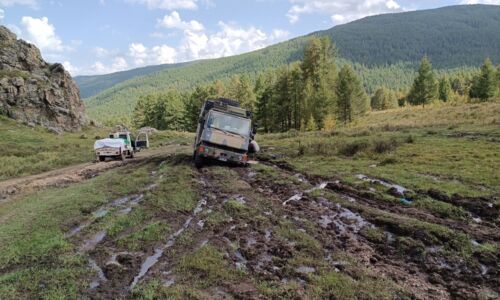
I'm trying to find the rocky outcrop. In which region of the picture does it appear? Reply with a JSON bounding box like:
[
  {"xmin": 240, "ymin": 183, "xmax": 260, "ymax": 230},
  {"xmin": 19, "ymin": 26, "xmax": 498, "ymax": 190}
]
[{"xmin": 0, "ymin": 26, "xmax": 87, "ymax": 131}]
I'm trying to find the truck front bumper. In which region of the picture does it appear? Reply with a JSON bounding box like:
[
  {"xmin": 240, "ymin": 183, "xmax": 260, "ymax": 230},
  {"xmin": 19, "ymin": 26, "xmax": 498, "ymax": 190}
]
[{"xmin": 197, "ymin": 144, "xmax": 247, "ymax": 163}]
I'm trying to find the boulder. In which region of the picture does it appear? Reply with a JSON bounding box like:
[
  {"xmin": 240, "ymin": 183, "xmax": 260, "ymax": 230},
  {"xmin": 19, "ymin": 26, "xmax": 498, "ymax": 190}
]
[{"xmin": 0, "ymin": 26, "xmax": 87, "ymax": 132}]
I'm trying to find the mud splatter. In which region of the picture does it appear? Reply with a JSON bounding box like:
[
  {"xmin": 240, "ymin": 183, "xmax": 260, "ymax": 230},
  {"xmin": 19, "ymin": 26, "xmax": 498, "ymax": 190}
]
[{"xmin": 356, "ymin": 174, "xmax": 407, "ymax": 195}]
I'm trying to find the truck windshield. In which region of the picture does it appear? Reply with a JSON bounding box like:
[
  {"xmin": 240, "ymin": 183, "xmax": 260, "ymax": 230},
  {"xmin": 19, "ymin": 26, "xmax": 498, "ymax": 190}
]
[{"xmin": 207, "ymin": 111, "xmax": 250, "ymax": 136}]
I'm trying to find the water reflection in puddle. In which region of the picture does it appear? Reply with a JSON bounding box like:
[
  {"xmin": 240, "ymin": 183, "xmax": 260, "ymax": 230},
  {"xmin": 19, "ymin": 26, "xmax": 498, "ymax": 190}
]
[
  {"xmin": 356, "ymin": 174, "xmax": 407, "ymax": 195},
  {"xmin": 89, "ymin": 258, "xmax": 107, "ymax": 289},
  {"xmin": 130, "ymin": 198, "xmax": 207, "ymax": 289},
  {"xmin": 80, "ymin": 231, "xmax": 107, "ymax": 252}
]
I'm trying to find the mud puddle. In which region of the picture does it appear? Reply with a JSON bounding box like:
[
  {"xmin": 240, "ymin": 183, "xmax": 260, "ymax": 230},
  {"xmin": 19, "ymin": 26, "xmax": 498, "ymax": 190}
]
[
  {"xmin": 356, "ymin": 174, "xmax": 407, "ymax": 195},
  {"xmin": 282, "ymin": 182, "xmax": 329, "ymax": 206},
  {"xmin": 130, "ymin": 197, "xmax": 207, "ymax": 289}
]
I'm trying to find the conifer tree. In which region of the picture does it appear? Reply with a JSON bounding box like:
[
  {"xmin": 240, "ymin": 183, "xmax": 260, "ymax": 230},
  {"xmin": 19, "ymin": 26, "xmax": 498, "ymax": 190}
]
[
  {"xmin": 184, "ymin": 86, "xmax": 211, "ymax": 131},
  {"xmin": 335, "ymin": 65, "xmax": 369, "ymax": 124},
  {"xmin": 306, "ymin": 116, "xmax": 317, "ymax": 131},
  {"xmin": 495, "ymin": 65, "xmax": 500, "ymax": 96},
  {"xmin": 407, "ymin": 57, "xmax": 437, "ymax": 107},
  {"xmin": 438, "ymin": 76, "xmax": 452, "ymax": 102},
  {"xmin": 371, "ymin": 87, "xmax": 398, "ymax": 110},
  {"xmin": 470, "ymin": 58, "xmax": 496, "ymax": 101}
]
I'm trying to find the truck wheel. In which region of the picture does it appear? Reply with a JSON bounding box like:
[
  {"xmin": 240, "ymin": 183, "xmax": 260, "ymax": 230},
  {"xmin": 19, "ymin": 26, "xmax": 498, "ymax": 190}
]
[
  {"xmin": 120, "ymin": 152, "xmax": 125, "ymax": 161},
  {"xmin": 99, "ymin": 156, "xmax": 105, "ymax": 162},
  {"xmin": 194, "ymin": 153, "xmax": 204, "ymax": 168},
  {"xmin": 129, "ymin": 151, "xmax": 135, "ymax": 158}
]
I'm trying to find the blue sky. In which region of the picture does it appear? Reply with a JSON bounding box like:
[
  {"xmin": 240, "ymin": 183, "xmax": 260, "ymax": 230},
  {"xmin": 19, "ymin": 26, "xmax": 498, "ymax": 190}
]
[{"xmin": 0, "ymin": 0, "xmax": 497, "ymax": 75}]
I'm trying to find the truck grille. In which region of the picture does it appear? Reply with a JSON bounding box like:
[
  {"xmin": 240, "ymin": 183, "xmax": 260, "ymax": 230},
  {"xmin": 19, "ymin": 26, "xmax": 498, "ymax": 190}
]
[{"xmin": 202, "ymin": 141, "xmax": 247, "ymax": 154}]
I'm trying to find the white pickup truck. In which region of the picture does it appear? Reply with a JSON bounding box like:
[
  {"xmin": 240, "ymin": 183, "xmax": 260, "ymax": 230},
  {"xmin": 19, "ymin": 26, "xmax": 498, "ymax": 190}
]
[{"xmin": 94, "ymin": 131, "xmax": 149, "ymax": 162}]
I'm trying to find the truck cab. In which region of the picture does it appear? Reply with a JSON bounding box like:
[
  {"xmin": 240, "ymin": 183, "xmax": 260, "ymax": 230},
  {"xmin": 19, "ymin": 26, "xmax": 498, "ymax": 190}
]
[{"xmin": 193, "ymin": 98, "xmax": 258, "ymax": 168}]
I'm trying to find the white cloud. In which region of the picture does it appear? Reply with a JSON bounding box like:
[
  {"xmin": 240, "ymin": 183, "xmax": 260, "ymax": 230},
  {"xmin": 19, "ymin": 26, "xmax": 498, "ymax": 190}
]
[
  {"xmin": 287, "ymin": 0, "xmax": 403, "ymax": 25},
  {"xmin": 129, "ymin": 42, "xmax": 148, "ymax": 65},
  {"xmin": 128, "ymin": 42, "xmax": 178, "ymax": 66},
  {"xmin": 112, "ymin": 56, "xmax": 128, "ymax": 70},
  {"xmin": 93, "ymin": 46, "xmax": 110, "ymax": 58},
  {"xmin": 89, "ymin": 61, "xmax": 107, "ymax": 74},
  {"xmin": 178, "ymin": 21, "xmax": 290, "ymax": 61},
  {"xmin": 0, "ymin": 0, "xmax": 37, "ymax": 8},
  {"xmin": 461, "ymin": 0, "xmax": 500, "ymax": 4},
  {"xmin": 0, "ymin": 8, "xmax": 4, "ymax": 20},
  {"xmin": 62, "ymin": 60, "xmax": 79, "ymax": 75},
  {"xmin": 157, "ymin": 11, "xmax": 204, "ymax": 31},
  {"xmin": 21, "ymin": 16, "xmax": 66, "ymax": 51},
  {"xmin": 127, "ymin": 0, "xmax": 198, "ymax": 10},
  {"xmin": 152, "ymin": 45, "xmax": 177, "ymax": 64},
  {"xmin": 85, "ymin": 56, "xmax": 129, "ymax": 75}
]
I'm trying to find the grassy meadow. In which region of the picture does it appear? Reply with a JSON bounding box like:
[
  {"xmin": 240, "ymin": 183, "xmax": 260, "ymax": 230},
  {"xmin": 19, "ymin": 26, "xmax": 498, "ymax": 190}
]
[{"xmin": 260, "ymin": 101, "xmax": 500, "ymax": 199}]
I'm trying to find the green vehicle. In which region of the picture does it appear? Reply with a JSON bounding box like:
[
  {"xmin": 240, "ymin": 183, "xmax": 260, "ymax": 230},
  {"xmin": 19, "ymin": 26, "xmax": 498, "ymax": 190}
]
[
  {"xmin": 94, "ymin": 131, "xmax": 149, "ymax": 162},
  {"xmin": 193, "ymin": 99, "xmax": 259, "ymax": 168}
]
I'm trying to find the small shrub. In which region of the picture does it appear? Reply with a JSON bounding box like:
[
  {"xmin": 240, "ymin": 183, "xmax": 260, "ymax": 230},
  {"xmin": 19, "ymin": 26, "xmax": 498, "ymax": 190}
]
[
  {"xmin": 372, "ymin": 138, "xmax": 399, "ymax": 154},
  {"xmin": 338, "ymin": 141, "xmax": 370, "ymax": 157},
  {"xmin": 380, "ymin": 157, "xmax": 398, "ymax": 165},
  {"xmin": 297, "ymin": 142, "xmax": 305, "ymax": 156},
  {"xmin": 405, "ymin": 135, "xmax": 415, "ymax": 143}
]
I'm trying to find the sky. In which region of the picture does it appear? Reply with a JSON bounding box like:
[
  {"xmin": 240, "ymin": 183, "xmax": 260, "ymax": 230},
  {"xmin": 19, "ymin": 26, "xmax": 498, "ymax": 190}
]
[{"xmin": 0, "ymin": 0, "xmax": 498, "ymax": 76}]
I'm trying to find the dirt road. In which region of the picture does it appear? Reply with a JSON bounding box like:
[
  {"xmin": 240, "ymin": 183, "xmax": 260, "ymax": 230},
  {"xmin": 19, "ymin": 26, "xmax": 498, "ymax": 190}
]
[{"xmin": 0, "ymin": 146, "xmax": 189, "ymax": 203}]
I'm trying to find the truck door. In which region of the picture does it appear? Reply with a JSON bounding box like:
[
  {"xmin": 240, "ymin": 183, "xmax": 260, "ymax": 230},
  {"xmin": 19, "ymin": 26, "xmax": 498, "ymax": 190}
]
[{"xmin": 135, "ymin": 132, "xmax": 149, "ymax": 149}]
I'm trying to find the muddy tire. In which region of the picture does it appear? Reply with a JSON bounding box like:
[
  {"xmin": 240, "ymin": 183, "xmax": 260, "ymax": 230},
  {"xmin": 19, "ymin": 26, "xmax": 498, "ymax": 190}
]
[
  {"xmin": 129, "ymin": 151, "xmax": 135, "ymax": 158},
  {"xmin": 99, "ymin": 156, "xmax": 105, "ymax": 162},
  {"xmin": 119, "ymin": 151, "xmax": 125, "ymax": 161},
  {"xmin": 194, "ymin": 153, "xmax": 204, "ymax": 169}
]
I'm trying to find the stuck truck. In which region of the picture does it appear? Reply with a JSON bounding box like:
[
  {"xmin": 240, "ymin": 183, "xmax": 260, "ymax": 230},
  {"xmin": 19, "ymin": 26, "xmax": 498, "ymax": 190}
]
[
  {"xmin": 193, "ymin": 98, "xmax": 259, "ymax": 168},
  {"xmin": 94, "ymin": 131, "xmax": 149, "ymax": 162}
]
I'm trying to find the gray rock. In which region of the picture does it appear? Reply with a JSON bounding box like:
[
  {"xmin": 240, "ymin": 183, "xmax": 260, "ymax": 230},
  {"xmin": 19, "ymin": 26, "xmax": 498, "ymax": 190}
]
[
  {"xmin": 0, "ymin": 26, "xmax": 87, "ymax": 131},
  {"xmin": 47, "ymin": 126, "xmax": 63, "ymax": 135}
]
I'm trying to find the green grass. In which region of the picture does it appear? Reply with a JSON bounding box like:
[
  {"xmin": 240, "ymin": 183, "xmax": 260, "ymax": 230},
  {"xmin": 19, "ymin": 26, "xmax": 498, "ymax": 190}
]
[
  {"xmin": 146, "ymin": 164, "xmax": 197, "ymax": 213},
  {"xmin": 276, "ymin": 220, "xmax": 322, "ymax": 257},
  {"xmin": 0, "ymin": 116, "xmax": 109, "ymax": 180},
  {"xmin": 116, "ymin": 221, "xmax": 171, "ymax": 251},
  {"xmin": 261, "ymin": 101, "xmax": 500, "ymax": 198},
  {"xmin": 0, "ymin": 164, "xmax": 154, "ymax": 299},
  {"xmin": 176, "ymin": 245, "xmax": 243, "ymax": 288}
]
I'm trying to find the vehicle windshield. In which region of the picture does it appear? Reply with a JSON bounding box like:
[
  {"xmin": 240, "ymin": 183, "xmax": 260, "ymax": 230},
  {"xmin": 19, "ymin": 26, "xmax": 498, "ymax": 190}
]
[{"xmin": 207, "ymin": 111, "xmax": 251, "ymax": 136}]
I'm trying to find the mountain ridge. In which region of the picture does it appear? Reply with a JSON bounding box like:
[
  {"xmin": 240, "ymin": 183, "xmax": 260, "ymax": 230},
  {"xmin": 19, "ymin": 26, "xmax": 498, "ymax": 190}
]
[{"xmin": 80, "ymin": 5, "xmax": 500, "ymax": 122}]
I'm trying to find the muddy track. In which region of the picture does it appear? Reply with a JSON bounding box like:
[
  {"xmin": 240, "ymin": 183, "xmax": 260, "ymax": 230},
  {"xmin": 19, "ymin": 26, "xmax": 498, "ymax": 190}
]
[
  {"xmin": 58, "ymin": 152, "xmax": 497, "ymax": 299},
  {"xmin": 0, "ymin": 146, "xmax": 189, "ymax": 204},
  {"xmin": 238, "ymin": 166, "xmax": 449, "ymax": 299},
  {"xmin": 257, "ymin": 159, "xmax": 499, "ymax": 299},
  {"xmin": 265, "ymin": 159, "xmax": 499, "ymax": 243}
]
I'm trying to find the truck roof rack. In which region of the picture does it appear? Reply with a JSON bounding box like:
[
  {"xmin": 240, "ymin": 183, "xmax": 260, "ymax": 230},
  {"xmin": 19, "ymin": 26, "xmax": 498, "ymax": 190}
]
[{"xmin": 203, "ymin": 98, "xmax": 252, "ymax": 118}]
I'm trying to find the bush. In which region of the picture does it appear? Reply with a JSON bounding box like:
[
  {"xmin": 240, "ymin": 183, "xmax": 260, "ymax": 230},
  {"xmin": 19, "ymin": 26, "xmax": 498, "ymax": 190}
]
[
  {"xmin": 372, "ymin": 138, "xmax": 399, "ymax": 154},
  {"xmin": 338, "ymin": 140, "xmax": 370, "ymax": 157},
  {"xmin": 405, "ymin": 135, "xmax": 415, "ymax": 143}
]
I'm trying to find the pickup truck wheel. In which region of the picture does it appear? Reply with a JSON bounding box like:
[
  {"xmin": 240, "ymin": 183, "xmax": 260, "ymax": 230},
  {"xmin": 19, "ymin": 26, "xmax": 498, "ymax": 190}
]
[
  {"xmin": 99, "ymin": 156, "xmax": 105, "ymax": 162},
  {"xmin": 120, "ymin": 151, "xmax": 125, "ymax": 161},
  {"xmin": 194, "ymin": 153, "xmax": 204, "ymax": 168},
  {"xmin": 129, "ymin": 151, "xmax": 135, "ymax": 158}
]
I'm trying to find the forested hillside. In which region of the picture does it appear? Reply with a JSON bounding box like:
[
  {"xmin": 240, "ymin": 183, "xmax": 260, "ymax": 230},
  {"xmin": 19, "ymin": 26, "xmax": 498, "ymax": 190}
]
[
  {"xmin": 82, "ymin": 5, "xmax": 500, "ymax": 123},
  {"xmin": 321, "ymin": 4, "xmax": 500, "ymax": 67},
  {"xmin": 75, "ymin": 62, "xmax": 193, "ymax": 98}
]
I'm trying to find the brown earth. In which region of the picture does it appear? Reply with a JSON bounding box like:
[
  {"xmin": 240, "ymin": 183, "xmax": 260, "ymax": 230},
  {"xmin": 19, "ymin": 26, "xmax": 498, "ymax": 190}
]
[
  {"xmin": 2, "ymin": 147, "xmax": 498, "ymax": 299},
  {"xmin": 0, "ymin": 145, "xmax": 189, "ymax": 204}
]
